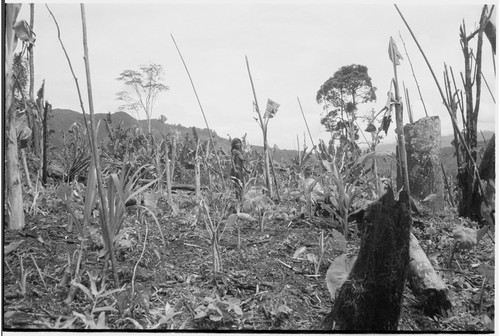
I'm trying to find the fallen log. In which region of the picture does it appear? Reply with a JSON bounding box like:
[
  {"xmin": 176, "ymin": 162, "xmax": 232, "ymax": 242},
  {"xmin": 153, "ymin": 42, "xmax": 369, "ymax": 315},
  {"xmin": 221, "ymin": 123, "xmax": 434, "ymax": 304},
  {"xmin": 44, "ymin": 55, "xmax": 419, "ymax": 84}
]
[
  {"xmin": 321, "ymin": 189, "xmax": 412, "ymax": 331},
  {"xmin": 137, "ymin": 180, "xmax": 206, "ymax": 192},
  {"xmin": 407, "ymin": 232, "xmax": 452, "ymax": 317}
]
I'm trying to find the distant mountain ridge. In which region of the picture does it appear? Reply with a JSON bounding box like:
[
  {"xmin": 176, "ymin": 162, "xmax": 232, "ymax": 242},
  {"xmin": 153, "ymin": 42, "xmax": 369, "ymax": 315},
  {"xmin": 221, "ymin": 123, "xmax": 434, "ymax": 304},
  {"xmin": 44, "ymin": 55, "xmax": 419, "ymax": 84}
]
[
  {"xmin": 375, "ymin": 131, "xmax": 494, "ymax": 154},
  {"xmin": 47, "ymin": 108, "xmax": 299, "ymax": 163},
  {"xmin": 48, "ymin": 108, "xmax": 493, "ymax": 176}
]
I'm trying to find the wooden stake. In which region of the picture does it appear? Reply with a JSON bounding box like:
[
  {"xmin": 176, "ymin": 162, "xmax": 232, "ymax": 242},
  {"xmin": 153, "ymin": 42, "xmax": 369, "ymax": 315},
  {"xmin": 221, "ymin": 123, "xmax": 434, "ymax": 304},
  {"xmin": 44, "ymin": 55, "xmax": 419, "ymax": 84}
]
[
  {"xmin": 80, "ymin": 4, "xmax": 118, "ymax": 287},
  {"xmin": 297, "ymin": 97, "xmax": 316, "ymax": 150},
  {"xmin": 171, "ymin": 34, "xmax": 226, "ymax": 188},
  {"xmin": 245, "ymin": 56, "xmax": 273, "ymax": 198},
  {"xmin": 399, "ymin": 32, "xmax": 428, "ymax": 117},
  {"xmin": 389, "ymin": 37, "xmax": 411, "ymax": 196}
]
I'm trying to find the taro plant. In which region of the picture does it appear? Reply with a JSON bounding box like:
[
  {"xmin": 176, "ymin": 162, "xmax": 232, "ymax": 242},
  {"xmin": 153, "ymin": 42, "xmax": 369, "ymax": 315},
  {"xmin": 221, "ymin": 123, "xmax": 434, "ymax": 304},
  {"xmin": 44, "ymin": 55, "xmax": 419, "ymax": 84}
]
[
  {"xmin": 241, "ymin": 184, "xmax": 273, "ymax": 232},
  {"xmin": 293, "ymin": 230, "xmax": 325, "ymax": 277},
  {"xmin": 194, "ymin": 293, "xmax": 243, "ymax": 326},
  {"xmin": 37, "ymin": 316, "xmax": 78, "ymax": 329},
  {"xmin": 124, "ymin": 301, "xmax": 181, "ymax": 329},
  {"xmin": 71, "ymin": 270, "xmax": 124, "ymax": 329}
]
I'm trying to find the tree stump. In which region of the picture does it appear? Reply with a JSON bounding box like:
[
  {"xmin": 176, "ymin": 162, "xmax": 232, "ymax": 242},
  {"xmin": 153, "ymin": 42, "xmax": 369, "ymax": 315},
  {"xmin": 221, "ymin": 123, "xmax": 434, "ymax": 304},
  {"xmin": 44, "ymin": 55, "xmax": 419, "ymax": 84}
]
[
  {"xmin": 402, "ymin": 116, "xmax": 445, "ymax": 213},
  {"xmin": 321, "ymin": 188, "xmax": 412, "ymax": 331}
]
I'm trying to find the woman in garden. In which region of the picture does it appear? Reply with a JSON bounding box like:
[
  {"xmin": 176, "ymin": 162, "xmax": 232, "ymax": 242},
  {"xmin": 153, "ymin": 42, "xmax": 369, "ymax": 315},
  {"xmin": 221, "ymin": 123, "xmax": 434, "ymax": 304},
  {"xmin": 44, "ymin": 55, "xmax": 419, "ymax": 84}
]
[{"xmin": 230, "ymin": 138, "xmax": 249, "ymax": 200}]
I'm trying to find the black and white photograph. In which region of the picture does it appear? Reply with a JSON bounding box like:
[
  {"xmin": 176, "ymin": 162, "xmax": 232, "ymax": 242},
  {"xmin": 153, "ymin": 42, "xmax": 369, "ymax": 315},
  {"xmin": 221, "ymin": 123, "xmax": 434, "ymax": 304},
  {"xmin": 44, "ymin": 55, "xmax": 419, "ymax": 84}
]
[{"xmin": 3, "ymin": 0, "xmax": 496, "ymax": 332}]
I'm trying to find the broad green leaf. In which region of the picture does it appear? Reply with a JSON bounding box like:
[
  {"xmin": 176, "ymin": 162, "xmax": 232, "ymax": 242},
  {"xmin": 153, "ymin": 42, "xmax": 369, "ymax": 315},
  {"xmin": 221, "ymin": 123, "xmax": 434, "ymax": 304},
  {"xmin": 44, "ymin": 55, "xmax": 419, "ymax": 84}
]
[
  {"xmin": 231, "ymin": 305, "xmax": 243, "ymax": 315},
  {"xmin": 73, "ymin": 311, "xmax": 97, "ymax": 329},
  {"xmin": 143, "ymin": 191, "xmax": 161, "ymax": 215},
  {"xmin": 131, "ymin": 205, "xmax": 164, "ymax": 244},
  {"xmin": 237, "ymin": 212, "xmax": 257, "ymax": 222},
  {"xmin": 96, "ymin": 312, "xmax": 108, "ymax": 329},
  {"xmin": 87, "ymin": 271, "xmax": 99, "ymax": 297},
  {"xmin": 4, "ymin": 240, "xmax": 24, "ymax": 255},
  {"xmin": 151, "ymin": 315, "xmax": 173, "ymax": 329},
  {"xmin": 194, "ymin": 306, "xmax": 207, "ymax": 319},
  {"xmin": 125, "ymin": 317, "xmax": 144, "ymax": 329},
  {"xmin": 61, "ymin": 316, "xmax": 78, "ymax": 329},
  {"xmin": 225, "ymin": 214, "xmax": 238, "ymax": 227},
  {"xmin": 477, "ymin": 264, "xmax": 495, "ymax": 284},
  {"xmin": 325, "ymin": 254, "xmax": 356, "ymax": 299},
  {"xmin": 293, "ymin": 246, "xmax": 307, "ymax": 259},
  {"xmin": 306, "ymin": 253, "xmax": 318, "ymax": 264},
  {"xmin": 71, "ymin": 280, "xmax": 93, "ymax": 300},
  {"xmin": 329, "ymin": 228, "xmax": 347, "ymax": 252},
  {"xmin": 170, "ymin": 202, "xmax": 180, "ymax": 216},
  {"xmin": 453, "ymin": 226, "xmax": 477, "ymax": 250},
  {"xmin": 93, "ymin": 306, "xmax": 117, "ymax": 313}
]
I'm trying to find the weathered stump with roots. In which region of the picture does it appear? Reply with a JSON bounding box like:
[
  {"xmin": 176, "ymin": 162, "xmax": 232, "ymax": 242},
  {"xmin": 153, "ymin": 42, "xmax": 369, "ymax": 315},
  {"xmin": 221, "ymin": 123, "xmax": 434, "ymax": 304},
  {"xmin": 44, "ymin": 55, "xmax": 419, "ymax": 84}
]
[{"xmin": 321, "ymin": 188, "xmax": 412, "ymax": 331}]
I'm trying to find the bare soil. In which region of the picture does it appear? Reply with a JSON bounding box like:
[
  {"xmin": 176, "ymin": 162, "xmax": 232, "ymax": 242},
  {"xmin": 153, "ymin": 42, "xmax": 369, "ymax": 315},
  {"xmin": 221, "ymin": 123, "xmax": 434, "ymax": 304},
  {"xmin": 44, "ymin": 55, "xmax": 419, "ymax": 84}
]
[{"xmin": 2, "ymin": 189, "xmax": 495, "ymax": 331}]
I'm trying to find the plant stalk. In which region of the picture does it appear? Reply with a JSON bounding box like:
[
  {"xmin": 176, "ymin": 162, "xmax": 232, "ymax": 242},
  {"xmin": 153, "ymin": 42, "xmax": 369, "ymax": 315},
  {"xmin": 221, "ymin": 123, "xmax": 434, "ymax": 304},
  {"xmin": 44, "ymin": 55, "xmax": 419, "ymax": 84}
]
[
  {"xmin": 170, "ymin": 34, "xmax": 226, "ymax": 188},
  {"xmin": 245, "ymin": 55, "xmax": 273, "ymax": 197},
  {"xmin": 80, "ymin": 4, "xmax": 118, "ymax": 286}
]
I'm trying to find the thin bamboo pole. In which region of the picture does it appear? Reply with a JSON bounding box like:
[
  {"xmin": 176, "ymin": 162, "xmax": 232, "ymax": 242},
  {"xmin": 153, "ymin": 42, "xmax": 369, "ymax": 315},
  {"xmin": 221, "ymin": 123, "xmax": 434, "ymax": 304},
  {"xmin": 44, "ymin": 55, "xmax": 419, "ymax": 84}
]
[
  {"xmin": 80, "ymin": 4, "xmax": 118, "ymax": 286},
  {"xmin": 297, "ymin": 97, "xmax": 316, "ymax": 150},
  {"xmin": 394, "ymin": 4, "xmax": 490, "ymax": 209},
  {"xmin": 170, "ymin": 34, "xmax": 226, "ymax": 188},
  {"xmin": 471, "ymin": 52, "xmax": 496, "ymax": 103},
  {"xmin": 403, "ymin": 82, "xmax": 414, "ymax": 123},
  {"xmin": 399, "ymin": 32, "xmax": 428, "ymax": 117},
  {"xmin": 389, "ymin": 37, "xmax": 411, "ymax": 195},
  {"xmin": 245, "ymin": 56, "xmax": 272, "ymax": 197}
]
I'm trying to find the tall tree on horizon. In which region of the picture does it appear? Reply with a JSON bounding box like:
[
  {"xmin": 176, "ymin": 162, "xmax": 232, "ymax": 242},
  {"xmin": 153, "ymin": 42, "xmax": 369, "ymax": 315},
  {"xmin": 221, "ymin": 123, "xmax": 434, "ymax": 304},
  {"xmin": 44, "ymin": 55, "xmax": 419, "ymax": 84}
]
[
  {"xmin": 116, "ymin": 63, "xmax": 169, "ymax": 134},
  {"xmin": 316, "ymin": 64, "xmax": 376, "ymax": 161}
]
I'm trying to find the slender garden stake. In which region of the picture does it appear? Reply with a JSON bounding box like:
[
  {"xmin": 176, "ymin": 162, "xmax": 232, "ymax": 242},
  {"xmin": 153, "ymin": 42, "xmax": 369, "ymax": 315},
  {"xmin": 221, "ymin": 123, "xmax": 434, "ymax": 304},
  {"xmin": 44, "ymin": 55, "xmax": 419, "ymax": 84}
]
[
  {"xmin": 46, "ymin": 4, "xmax": 119, "ymax": 285},
  {"xmin": 163, "ymin": 137, "xmax": 173, "ymax": 206},
  {"xmin": 398, "ymin": 32, "xmax": 428, "ymax": 117},
  {"xmin": 297, "ymin": 97, "xmax": 316, "ymax": 151},
  {"xmin": 170, "ymin": 34, "xmax": 226, "ymax": 188},
  {"xmin": 388, "ymin": 36, "xmax": 411, "ymax": 196},
  {"xmin": 80, "ymin": 4, "xmax": 119, "ymax": 286},
  {"xmin": 471, "ymin": 52, "xmax": 496, "ymax": 103},
  {"xmin": 403, "ymin": 82, "xmax": 413, "ymax": 123},
  {"xmin": 245, "ymin": 55, "xmax": 274, "ymax": 198},
  {"xmin": 195, "ymin": 139, "xmax": 201, "ymax": 199}
]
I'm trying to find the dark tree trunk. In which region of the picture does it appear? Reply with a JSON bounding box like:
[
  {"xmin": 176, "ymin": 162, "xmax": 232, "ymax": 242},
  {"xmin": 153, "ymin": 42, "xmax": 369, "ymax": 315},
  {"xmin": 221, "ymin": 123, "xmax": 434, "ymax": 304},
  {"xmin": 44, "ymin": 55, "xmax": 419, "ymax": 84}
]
[
  {"xmin": 42, "ymin": 102, "xmax": 51, "ymax": 185},
  {"xmin": 321, "ymin": 189, "xmax": 412, "ymax": 331},
  {"xmin": 457, "ymin": 6, "xmax": 488, "ymax": 221}
]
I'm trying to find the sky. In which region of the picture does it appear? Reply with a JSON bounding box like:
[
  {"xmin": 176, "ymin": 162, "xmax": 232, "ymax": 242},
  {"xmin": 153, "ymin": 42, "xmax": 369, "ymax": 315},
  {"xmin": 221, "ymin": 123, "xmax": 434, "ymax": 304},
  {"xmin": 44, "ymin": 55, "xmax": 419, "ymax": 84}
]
[{"xmin": 11, "ymin": 0, "xmax": 497, "ymax": 151}]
